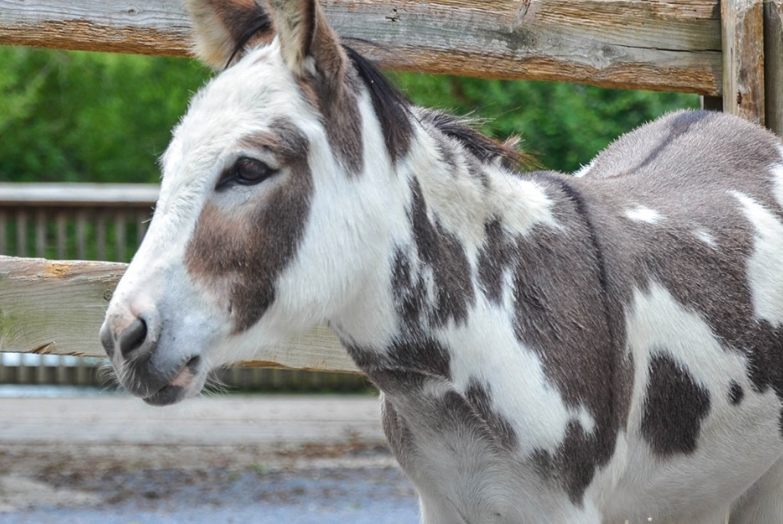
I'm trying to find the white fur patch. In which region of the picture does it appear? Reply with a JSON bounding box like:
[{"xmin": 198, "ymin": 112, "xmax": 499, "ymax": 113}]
[
  {"xmin": 732, "ymin": 191, "xmax": 783, "ymax": 327},
  {"xmin": 443, "ymin": 300, "xmax": 595, "ymax": 456},
  {"xmin": 772, "ymin": 147, "xmax": 783, "ymax": 210},
  {"xmin": 624, "ymin": 205, "xmax": 664, "ymax": 224},
  {"xmin": 693, "ymin": 229, "xmax": 717, "ymax": 248},
  {"xmin": 624, "ymin": 282, "xmax": 749, "ymax": 423},
  {"xmin": 492, "ymin": 176, "xmax": 562, "ymax": 235},
  {"xmin": 573, "ymin": 159, "xmax": 596, "ymax": 178}
]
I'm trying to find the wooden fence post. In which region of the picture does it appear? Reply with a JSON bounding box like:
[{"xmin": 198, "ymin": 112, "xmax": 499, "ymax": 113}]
[
  {"xmin": 765, "ymin": 0, "xmax": 783, "ymax": 135},
  {"xmin": 721, "ymin": 0, "xmax": 766, "ymax": 125}
]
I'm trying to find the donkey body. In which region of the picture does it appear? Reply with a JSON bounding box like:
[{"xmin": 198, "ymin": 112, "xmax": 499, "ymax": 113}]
[{"xmin": 100, "ymin": 1, "xmax": 783, "ymax": 522}]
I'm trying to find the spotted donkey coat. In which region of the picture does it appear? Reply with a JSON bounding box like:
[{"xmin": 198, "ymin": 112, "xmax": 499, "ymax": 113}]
[{"xmin": 99, "ymin": 0, "xmax": 783, "ymax": 522}]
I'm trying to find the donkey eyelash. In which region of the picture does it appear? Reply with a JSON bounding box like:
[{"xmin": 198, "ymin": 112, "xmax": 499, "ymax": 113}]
[{"xmin": 216, "ymin": 156, "xmax": 277, "ymax": 191}]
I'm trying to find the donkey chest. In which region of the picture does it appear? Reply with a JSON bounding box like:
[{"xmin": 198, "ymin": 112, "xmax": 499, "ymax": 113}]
[{"xmin": 379, "ymin": 383, "xmax": 593, "ymax": 523}]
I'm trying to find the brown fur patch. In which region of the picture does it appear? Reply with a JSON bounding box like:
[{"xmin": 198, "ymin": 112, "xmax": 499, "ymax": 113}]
[
  {"xmin": 465, "ymin": 379, "xmax": 518, "ymax": 449},
  {"xmin": 491, "ymin": 172, "xmax": 631, "ymax": 503},
  {"xmin": 641, "ymin": 353, "xmax": 711, "ymax": 455},
  {"xmin": 407, "ymin": 178, "xmax": 476, "ymax": 327}
]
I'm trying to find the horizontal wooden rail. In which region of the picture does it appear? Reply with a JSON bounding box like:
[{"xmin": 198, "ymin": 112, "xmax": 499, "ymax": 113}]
[
  {"xmin": 0, "ymin": 256, "xmax": 358, "ymax": 374},
  {"xmin": 0, "ymin": 183, "xmax": 159, "ymax": 207},
  {"xmin": 0, "ymin": 184, "xmax": 161, "ymax": 261},
  {"xmin": 0, "ymin": 0, "xmax": 723, "ymax": 95}
]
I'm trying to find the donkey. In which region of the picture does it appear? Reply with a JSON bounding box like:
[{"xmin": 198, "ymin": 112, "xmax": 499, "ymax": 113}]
[{"xmin": 100, "ymin": 0, "xmax": 783, "ymax": 522}]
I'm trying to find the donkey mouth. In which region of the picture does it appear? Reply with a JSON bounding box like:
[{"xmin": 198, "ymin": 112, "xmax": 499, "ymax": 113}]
[
  {"xmin": 143, "ymin": 384, "xmax": 187, "ymax": 406},
  {"xmin": 139, "ymin": 356, "xmax": 202, "ymax": 406}
]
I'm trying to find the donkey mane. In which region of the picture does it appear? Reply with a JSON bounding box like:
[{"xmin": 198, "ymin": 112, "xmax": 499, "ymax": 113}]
[{"xmin": 345, "ymin": 47, "xmax": 527, "ymax": 171}]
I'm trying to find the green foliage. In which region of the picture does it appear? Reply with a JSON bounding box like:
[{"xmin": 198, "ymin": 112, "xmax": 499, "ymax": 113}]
[
  {"xmin": 0, "ymin": 47, "xmax": 699, "ymax": 182},
  {"xmin": 0, "ymin": 47, "xmax": 211, "ymax": 183}
]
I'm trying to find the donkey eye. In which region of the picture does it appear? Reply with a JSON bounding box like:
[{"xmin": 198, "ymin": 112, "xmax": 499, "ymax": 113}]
[{"xmin": 217, "ymin": 157, "xmax": 275, "ymax": 190}]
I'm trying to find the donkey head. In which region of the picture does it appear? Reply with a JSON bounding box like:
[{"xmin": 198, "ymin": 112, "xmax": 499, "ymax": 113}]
[{"xmin": 100, "ymin": 0, "xmax": 409, "ymax": 405}]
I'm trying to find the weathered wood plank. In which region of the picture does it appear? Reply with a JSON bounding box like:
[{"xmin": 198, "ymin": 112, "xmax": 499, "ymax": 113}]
[
  {"xmin": 0, "ymin": 183, "xmax": 159, "ymax": 207},
  {"xmin": 0, "ymin": 257, "xmax": 358, "ymax": 374},
  {"xmin": 722, "ymin": 0, "xmax": 766, "ymax": 125},
  {"xmin": 0, "ymin": 0, "xmax": 723, "ymax": 95},
  {"xmin": 765, "ymin": 0, "xmax": 783, "ymax": 135}
]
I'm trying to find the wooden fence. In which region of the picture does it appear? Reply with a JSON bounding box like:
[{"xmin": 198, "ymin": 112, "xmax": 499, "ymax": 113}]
[
  {"xmin": 0, "ymin": 0, "xmax": 782, "ymax": 382},
  {"xmin": 0, "ymin": 183, "xmax": 157, "ymax": 261}
]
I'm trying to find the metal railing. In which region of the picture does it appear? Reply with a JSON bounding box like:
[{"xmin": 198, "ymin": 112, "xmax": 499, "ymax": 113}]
[{"xmin": 0, "ymin": 183, "xmax": 370, "ymax": 392}]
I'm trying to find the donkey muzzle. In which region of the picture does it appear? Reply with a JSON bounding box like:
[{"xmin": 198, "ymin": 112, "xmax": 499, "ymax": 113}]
[{"xmin": 100, "ymin": 309, "xmax": 200, "ymax": 405}]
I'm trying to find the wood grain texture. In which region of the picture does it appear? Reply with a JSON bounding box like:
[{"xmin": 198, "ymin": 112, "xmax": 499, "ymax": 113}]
[
  {"xmin": 765, "ymin": 0, "xmax": 783, "ymax": 135},
  {"xmin": 722, "ymin": 0, "xmax": 766, "ymax": 125},
  {"xmin": 0, "ymin": 257, "xmax": 358, "ymax": 373},
  {"xmin": 0, "ymin": 0, "xmax": 722, "ymax": 94}
]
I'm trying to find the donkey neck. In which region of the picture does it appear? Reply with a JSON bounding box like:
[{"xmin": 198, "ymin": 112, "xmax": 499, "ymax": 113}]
[{"xmin": 330, "ymin": 111, "xmax": 575, "ymax": 379}]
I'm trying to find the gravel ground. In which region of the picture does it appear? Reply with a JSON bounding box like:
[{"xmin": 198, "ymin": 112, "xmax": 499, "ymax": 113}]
[
  {"xmin": 0, "ymin": 442, "xmax": 419, "ymax": 523},
  {"xmin": 0, "ymin": 393, "xmax": 420, "ymax": 523}
]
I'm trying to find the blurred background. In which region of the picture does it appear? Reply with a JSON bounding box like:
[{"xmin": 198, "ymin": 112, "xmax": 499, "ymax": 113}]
[{"xmin": 0, "ymin": 46, "xmax": 698, "ymax": 523}]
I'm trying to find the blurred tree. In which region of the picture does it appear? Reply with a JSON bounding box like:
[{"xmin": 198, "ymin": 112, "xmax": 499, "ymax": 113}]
[
  {"xmin": 0, "ymin": 47, "xmax": 699, "ymax": 182},
  {"xmin": 0, "ymin": 47, "xmax": 211, "ymax": 183}
]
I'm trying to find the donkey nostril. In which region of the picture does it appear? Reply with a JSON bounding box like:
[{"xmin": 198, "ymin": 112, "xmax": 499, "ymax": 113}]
[{"xmin": 119, "ymin": 318, "xmax": 148, "ymax": 359}]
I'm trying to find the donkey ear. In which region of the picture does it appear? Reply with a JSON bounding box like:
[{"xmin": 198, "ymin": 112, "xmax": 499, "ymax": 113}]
[
  {"xmin": 183, "ymin": 0, "xmax": 274, "ymax": 69},
  {"xmin": 265, "ymin": 0, "xmax": 346, "ymax": 81}
]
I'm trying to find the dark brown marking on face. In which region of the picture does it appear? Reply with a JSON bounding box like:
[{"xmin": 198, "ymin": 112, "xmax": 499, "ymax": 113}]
[
  {"xmin": 641, "ymin": 353, "xmax": 711, "ymax": 456},
  {"xmin": 465, "ymin": 379, "xmax": 518, "ymax": 449},
  {"xmin": 185, "ymin": 119, "xmax": 312, "ymax": 333},
  {"xmin": 729, "ymin": 381, "xmax": 744, "ymax": 405}
]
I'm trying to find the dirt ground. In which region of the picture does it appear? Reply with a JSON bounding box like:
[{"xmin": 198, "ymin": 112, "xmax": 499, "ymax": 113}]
[
  {"xmin": 0, "ymin": 393, "xmax": 416, "ymax": 519},
  {"xmin": 0, "ymin": 441, "xmax": 405, "ymax": 512}
]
